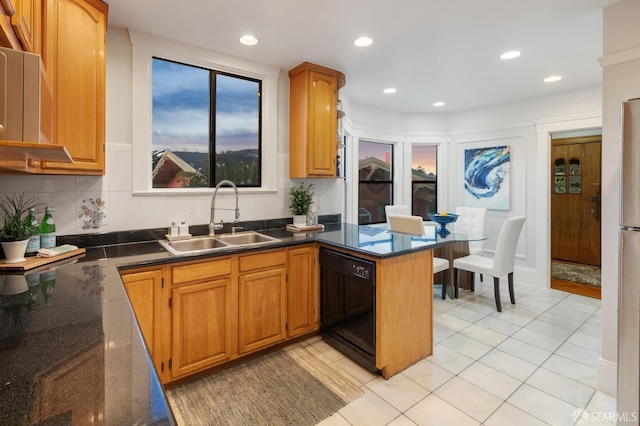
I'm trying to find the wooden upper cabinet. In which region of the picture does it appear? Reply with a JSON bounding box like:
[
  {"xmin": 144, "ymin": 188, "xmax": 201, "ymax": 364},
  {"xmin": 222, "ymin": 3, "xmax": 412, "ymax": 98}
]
[
  {"xmin": 0, "ymin": 0, "xmax": 22, "ymax": 49},
  {"xmin": 41, "ymin": 0, "xmax": 107, "ymax": 175},
  {"xmin": 289, "ymin": 62, "xmax": 345, "ymax": 178},
  {"xmin": 11, "ymin": 0, "xmax": 40, "ymax": 53}
]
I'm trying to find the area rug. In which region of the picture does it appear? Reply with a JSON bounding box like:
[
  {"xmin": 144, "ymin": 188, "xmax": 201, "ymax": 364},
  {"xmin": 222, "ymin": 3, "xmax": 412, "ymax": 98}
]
[
  {"xmin": 551, "ymin": 260, "xmax": 601, "ymax": 287},
  {"xmin": 165, "ymin": 343, "xmax": 363, "ymax": 426}
]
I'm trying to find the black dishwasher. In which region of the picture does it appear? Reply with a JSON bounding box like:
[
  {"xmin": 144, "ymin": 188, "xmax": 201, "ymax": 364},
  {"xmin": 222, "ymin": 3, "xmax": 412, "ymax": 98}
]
[{"xmin": 320, "ymin": 247, "xmax": 377, "ymax": 372}]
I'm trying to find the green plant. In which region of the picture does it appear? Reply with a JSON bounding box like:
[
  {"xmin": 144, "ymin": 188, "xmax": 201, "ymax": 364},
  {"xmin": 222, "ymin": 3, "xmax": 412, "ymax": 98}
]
[
  {"xmin": 0, "ymin": 194, "xmax": 40, "ymax": 242},
  {"xmin": 289, "ymin": 182, "xmax": 314, "ymax": 215}
]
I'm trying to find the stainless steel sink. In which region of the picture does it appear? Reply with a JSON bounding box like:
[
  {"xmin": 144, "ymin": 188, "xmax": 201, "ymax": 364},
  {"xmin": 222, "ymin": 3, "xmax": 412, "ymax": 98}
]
[
  {"xmin": 159, "ymin": 231, "xmax": 280, "ymax": 256},
  {"xmin": 169, "ymin": 237, "xmax": 230, "ymax": 252},
  {"xmin": 216, "ymin": 231, "xmax": 280, "ymax": 246}
]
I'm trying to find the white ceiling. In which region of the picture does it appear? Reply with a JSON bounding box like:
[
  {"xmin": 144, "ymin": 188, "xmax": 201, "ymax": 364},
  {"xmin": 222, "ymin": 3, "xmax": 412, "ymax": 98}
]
[{"xmin": 105, "ymin": 0, "xmax": 609, "ymax": 114}]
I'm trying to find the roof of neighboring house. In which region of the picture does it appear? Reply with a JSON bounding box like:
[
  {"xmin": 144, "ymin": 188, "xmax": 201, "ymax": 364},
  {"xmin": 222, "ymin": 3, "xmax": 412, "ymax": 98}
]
[
  {"xmin": 358, "ymin": 157, "xmax": 436, "ymax": 181},
  {"xmin": 152, "ymin": 150, "xmax": 200, "ymax": 188}
]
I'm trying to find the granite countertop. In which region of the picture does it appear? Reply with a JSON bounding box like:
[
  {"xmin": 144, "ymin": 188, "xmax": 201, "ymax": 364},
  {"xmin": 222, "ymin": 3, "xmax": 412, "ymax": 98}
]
[{"xmin": 0, "ymin": 222, "xmax": 451, "ymax": 425}]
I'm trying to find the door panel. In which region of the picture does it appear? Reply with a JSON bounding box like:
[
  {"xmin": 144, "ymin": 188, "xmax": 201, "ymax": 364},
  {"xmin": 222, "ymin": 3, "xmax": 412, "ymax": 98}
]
[{"xmin": 550, "ymin": 138, "xmax": 601, "ymax": 266}]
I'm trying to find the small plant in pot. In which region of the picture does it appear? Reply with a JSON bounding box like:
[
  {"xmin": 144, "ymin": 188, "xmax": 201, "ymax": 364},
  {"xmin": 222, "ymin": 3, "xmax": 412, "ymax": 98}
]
[
  {"xmin": 0, "ymin": 194, "xmax": 40, "ymax": 263},
  {"xmin": 289, "ymin": 182, "xmax": 314, "ymax": 227}
]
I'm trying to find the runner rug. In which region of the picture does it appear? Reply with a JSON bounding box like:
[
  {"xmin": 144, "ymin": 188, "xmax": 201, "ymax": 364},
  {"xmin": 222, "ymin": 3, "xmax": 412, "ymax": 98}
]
[
  {"xmin": 551, "ymin": 260, "xmax": 601, "ymax": 287},
  {"xmin": 165, "ymin": 343, "xmax": 363, "ymax": 426}
]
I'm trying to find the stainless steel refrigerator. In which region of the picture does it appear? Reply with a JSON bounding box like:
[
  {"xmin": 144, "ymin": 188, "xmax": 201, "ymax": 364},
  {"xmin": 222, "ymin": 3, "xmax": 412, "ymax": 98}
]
[{"xmin": 619, "ymin": 98, "xmax": 640, "ymax": 423}]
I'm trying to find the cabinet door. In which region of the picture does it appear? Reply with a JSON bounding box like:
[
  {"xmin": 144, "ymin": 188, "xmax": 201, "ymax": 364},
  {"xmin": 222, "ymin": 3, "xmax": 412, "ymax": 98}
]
[
  {"xmin": 287, "ymin": 246, "xmax": 318, "ymax": 337},
  {"xmin": 306, "ymin": 70, "xmax": 338, "ymax": 176},
  {"xmin": 238, "ymin": 267, "xmax": 287, "ymax": 354},
  {"xmin": 11, "ymin": 0, "xmax": 39, "ymax": 52},
  {"xmin": 41, "ymin": 0, "xmax": 107, "ymax": 174},
  {"xmin": 0, "ymin": 0, "xmax": 22, "ymax": 49},
  {"xmin": 171, "ymin": 277, "xmax": 236, "ymax": 379},
  {"xmin": 121, "ymin": 268, "xmax": 165, "ymax": 377}
]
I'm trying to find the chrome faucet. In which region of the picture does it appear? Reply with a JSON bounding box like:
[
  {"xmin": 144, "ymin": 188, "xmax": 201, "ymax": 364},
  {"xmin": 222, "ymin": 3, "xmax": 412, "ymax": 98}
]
[{"xmin": 209, "ymin": 180, "xmax": 240, "ymax": 236}]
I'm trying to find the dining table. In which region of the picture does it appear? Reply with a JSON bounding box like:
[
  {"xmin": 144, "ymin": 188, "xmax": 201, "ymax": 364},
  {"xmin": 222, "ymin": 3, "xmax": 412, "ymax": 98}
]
[{"xmin": 380, "ymin": 220, "xmax": 488, "ymax": 299}]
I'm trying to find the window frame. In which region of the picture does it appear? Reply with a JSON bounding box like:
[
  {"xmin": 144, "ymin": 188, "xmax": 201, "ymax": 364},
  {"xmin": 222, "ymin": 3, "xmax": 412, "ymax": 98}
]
[
  {"xmin": 410, "ymin": 144, "xmax": 438, "ymax": 219},
  {"xmin": 357, "ymin": 139, "xmax": 394, "ymax": 225},
  {"xmin": 130, "ymin": 30, "xmax": 279, "ymax": 195}
]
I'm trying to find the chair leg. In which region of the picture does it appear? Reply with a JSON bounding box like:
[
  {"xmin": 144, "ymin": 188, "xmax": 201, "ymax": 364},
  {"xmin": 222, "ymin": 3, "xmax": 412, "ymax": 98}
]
[
  {"xmin": 508, "ymin": 272, "xmax": 516, "ymax": 305},
  {"xmin": 471, "ymin": 272, "xmax": 475, "ymax": 291},
  {"xmin": 480, "ymin": 273, "xmax": 483, "ymax": 282},
  {"xmin": 453, "ymin": 269, "xmax": 459, "ymax": 299},
  {"xmin": 441, "ymin": 270, "xmax": 447, "ymax": 299},
  {"xmin": 493, "ymin": 277, "xmax": 502, "ymax": 312}
]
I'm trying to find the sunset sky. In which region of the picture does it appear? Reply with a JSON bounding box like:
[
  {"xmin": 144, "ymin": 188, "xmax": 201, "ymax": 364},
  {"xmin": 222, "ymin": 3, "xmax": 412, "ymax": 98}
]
[{"xmin": 359, "ymin": 141, "xmax": 438, "ymax": 175}]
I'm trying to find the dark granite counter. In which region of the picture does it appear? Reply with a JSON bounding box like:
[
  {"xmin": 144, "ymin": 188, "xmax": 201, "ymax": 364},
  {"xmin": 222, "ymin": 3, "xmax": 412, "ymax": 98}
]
[
  {"xmin": 0, "ymin": 221, "xmax": 452, "ymax": 425},
  {"xmin": 315, "ymin": 223, "xmax": 456, "ymax": 258}
]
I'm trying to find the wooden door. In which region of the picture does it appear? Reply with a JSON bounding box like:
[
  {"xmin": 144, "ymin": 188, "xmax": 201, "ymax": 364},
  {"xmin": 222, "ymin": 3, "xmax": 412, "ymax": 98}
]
[{"xmin": 550, "ymin": 137, "xmax": 601, "ymax": 266}]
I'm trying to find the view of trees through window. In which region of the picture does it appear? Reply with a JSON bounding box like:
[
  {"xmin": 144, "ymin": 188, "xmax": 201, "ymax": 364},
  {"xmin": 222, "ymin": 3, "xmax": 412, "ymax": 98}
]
[
  {"xmin": 412, "ymin": 145, "xmax": 438, "ymax": 218},
  {"xmin": 358, "ymin": 140, "xmax": 393, "ymax": 224},
  {"xmin": 151, "ymin": 58, "xmax": 261, "ymax": 189}
]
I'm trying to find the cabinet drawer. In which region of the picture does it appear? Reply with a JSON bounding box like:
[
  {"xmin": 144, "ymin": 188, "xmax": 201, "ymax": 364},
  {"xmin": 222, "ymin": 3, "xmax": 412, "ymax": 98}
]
[
  {"xmin": 172, "ymin": 258, "xmax": 232, "ymax": 284},
  {"xmin": 239, "ymin": 250, "xmax": 286, "ymax": 272}
]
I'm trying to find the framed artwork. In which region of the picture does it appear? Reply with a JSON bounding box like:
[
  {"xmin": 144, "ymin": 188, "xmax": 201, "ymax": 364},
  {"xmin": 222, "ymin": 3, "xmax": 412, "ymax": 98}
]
[{"xmin": 464, "ymin": 146, "xmax": 510, "ymax": 210}]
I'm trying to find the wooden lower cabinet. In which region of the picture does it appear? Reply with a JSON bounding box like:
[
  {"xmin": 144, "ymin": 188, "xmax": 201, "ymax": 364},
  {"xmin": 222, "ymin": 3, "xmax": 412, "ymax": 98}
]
[
  {"xmin": 238, "ymin": 249, "xmax": 287, "ymax": 354},
  {"xmin": 171, "ymin": 277, "xmax": 237, "ymax": 379},
  {"xmin": 238, "ymin": 267, "xmax": 287, "ymax": 354},
  {"xmin": 287, "ymin": 245, "xmax": 319, "ymax": 337},
  {"xmin": 120, "ymin": 243, "xmax": 319, "ymax": 384},
  {"xmin": 121, "ymin": 267, "xmax": 166, "ymax": 379}
]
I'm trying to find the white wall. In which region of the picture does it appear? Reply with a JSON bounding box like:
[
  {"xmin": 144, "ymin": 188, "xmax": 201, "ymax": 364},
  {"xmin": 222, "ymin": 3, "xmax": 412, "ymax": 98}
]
[{"xmin": 597, "ymin": 0, "xmax": 640, "ymax": 398}]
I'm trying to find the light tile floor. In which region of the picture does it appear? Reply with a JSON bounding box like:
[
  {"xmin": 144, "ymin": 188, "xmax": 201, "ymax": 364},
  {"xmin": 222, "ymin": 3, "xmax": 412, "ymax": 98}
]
[{"xmin": 307, "ymin": 280, "xmax": 616, "ymax": 426}]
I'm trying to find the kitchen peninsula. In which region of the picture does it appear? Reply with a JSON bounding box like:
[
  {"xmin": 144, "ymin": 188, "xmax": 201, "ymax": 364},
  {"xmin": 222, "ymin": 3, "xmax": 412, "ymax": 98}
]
[{"xmin": 0, "ymin": 221, "xmax": 451, "ymax": 424}]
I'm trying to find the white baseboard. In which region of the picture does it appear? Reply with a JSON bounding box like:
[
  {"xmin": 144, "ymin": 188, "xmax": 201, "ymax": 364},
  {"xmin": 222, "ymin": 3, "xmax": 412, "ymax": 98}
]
[{"xmin": 597, "ymin": 357, "xmax": 617, "ymax": 397}]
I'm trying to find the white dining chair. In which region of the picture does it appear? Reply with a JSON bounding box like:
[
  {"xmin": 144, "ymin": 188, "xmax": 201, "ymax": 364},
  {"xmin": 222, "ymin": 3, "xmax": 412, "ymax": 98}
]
[
  {"xmin": 455, "ymin": 206, "xmax": 487, "ymax": 285},
  {"xmin": 385, "ymin": 204, "xmax": 410, "ymax": 222},
  {"xmin": 453, "ymin": 216, "xmax": 526, "ymax": 312},
  {"xmin": 433, "ymin": 256, "xmax": 450, "ymax": 299},
  {"xmin": 454, "ymin": 207, "xmax": 487, "ymax": 255},
  {"xmin": 384, "ymin": 204, "xmax": 450, "ymax": 297}
]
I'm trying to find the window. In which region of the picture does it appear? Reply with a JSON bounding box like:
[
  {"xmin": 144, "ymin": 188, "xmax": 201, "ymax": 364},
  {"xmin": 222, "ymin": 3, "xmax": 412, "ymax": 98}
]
[
  {"xmin": 358, "ymin": 140, "xmax": 393, "ymax": 224},
  {"xmin": 150, "ymin": 57, "xmax": 261, "ymax": 189},
  {"xmin": 411, "ymin": 145, "xmax": 438, "ymax": 218}
]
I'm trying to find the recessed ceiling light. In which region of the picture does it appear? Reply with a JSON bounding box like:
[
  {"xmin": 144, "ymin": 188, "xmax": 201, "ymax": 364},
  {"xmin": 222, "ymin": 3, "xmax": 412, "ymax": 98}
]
[
  {"xmin": 239, "ymin": 34, "xmax": 259, "ymax": 46},
  {"xmin": 544, "ymin": 75, "xmax": 563, "ymax": 83},
  {"xmin": 354, "ymin": 36, "xmax": 374, "ymax": 47},
  {"xmin": 383, "ymin": 88, "xmax": 396, "ymax": 94},
  {"xmin": 433, "ymin": 102, "xmax": 445, "ymax": 107},
  {"xmin": 500, "ymin": 50, "xmax": 521, "ymax": 60}
]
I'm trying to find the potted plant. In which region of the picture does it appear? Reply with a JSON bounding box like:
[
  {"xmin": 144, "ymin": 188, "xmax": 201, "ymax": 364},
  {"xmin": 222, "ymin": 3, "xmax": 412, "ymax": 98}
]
[
  {"xmin": 0, "ymin": 194, "xmax": 40, "ymax": 263},
  {"xmin": 289, "ymin": 182, "xmax": 314, "ymax": 227}
]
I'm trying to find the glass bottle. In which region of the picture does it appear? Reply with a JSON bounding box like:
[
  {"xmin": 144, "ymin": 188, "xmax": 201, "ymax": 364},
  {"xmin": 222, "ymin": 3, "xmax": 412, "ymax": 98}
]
[
  {"xmin": 40, "ymin": 207, "xmax": 56, "ymax": 249},
  {"xmin": 25, "ymin": 208, "xmax": 40, "ymax": 256}
]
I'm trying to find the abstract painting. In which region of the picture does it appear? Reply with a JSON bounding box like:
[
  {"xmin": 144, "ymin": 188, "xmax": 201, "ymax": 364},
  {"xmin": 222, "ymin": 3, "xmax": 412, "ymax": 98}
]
[{"xmin": 464, "ymin": 146, "xmax": 510, "ymax": 210}]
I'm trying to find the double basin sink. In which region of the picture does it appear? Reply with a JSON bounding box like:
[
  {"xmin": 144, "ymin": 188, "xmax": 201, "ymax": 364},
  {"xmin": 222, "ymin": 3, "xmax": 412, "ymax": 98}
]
[{"xmin": 159, "ymin": 231, "xmax": 281, "ymax": 256}]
